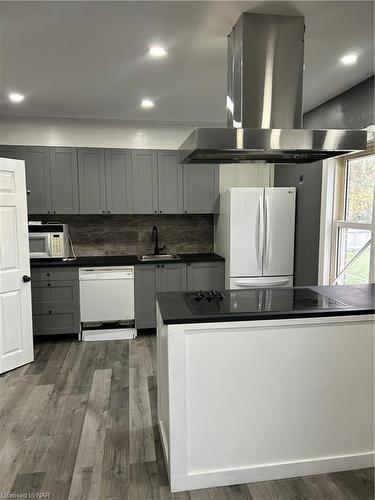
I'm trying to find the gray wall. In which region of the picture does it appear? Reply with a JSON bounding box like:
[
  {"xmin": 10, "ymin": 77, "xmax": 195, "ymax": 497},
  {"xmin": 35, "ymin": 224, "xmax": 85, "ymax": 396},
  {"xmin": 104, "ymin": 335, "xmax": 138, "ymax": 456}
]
[
  {"xmin": 275, "ymin": 76, "xmax": 374, "ymax": 286},
  {"xmin": 304, "ymin": 76, "xmax": 374, "ymax": 130},
  {"xmin": 274, "ymin": 162, "xmax": 322, "ymax": 286},
  {"xmin": 31, "ymin": 214, "xmax": 214, "ymax": 256}
]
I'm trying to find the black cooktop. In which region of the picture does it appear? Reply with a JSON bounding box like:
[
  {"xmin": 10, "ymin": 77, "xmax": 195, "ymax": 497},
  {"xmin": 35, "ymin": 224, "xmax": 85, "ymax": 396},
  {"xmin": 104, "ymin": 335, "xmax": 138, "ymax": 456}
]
[{"xmin": 184, "ymin": 288, "xmax": 350, "ymax": 315}]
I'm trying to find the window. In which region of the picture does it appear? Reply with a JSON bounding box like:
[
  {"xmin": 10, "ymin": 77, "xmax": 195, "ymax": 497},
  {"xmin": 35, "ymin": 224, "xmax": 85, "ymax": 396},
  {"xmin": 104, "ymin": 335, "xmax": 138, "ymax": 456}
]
[{"xmin": 332, "ymin": 149, "xmax": 374, "ymax": 284}]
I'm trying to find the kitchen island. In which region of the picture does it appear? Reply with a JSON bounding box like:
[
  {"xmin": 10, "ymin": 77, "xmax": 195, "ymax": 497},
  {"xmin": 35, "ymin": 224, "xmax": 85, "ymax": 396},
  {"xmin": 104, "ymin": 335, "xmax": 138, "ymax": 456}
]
[{"xmin": 156, "ymin": 284, "xmax": 374, "ymax": 492}]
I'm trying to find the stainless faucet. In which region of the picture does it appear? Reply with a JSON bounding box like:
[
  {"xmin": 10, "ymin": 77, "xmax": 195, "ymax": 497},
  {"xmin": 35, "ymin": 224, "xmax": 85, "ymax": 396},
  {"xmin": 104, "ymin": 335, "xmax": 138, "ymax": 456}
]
[{"xmin": 151, "ymin": 225, "xmax": 166, "ymax": 255}]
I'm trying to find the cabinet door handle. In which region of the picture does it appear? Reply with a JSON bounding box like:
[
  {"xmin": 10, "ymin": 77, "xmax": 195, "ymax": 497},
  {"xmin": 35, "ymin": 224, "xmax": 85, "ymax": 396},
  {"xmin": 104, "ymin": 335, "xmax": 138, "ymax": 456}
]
[
  {"xmin": 26, "ymin": 189, "xmax": 31, "ymax": 195},
  {"xmin": 46, "ymin": 273, "xmax": 50, "ymax": 277},
  {"xmin": 107, "ymin": 210, "xmax": 111, "ymax": 214},
  {"xmin": 102, "ymin": 210, "xmax": 105, "ymax": 214},
  {"xmin": 48, "ymin": 310, "xmax": 52, "ymax": 314},
  {"xmin": 47, "ymin": 283, "xmax": 51, "ymax": 287}
]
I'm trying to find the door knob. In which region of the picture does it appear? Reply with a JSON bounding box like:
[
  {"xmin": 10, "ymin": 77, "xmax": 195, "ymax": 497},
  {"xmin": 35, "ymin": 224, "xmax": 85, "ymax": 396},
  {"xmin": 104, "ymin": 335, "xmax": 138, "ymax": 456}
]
[{"xmin": 23, "ymin": 275, "xmax": 31, "ymax": 283}]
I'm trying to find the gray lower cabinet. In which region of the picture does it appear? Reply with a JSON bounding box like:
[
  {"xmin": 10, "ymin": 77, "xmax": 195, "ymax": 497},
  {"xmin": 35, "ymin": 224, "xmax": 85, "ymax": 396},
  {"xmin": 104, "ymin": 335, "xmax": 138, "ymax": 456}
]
[
  {"xmin": 158, "ymin": 262, "xmax": 186, "ymax": 292},
  {"xmin": 19, "ymin": 146, "xmax": 52, "ymax": 214},
  {"xmin": 135, "ymin": 263, "xmax": 186, "ymax": 329},
  {"xmin": 132, "ymin": 150, "xmax": 158, "ymax": 214},
  {"xmin": 50, "ymin": 147, "xmax": 79, "ymax": 214},
  {"xmin": 134, "ymin": 264, "xmax": 158, "ymax": 329},
  {"xmin": 31, "ymin": 267, "xmax": 80, "ymax": 336},
  {"xmin": 31, "ymin": 267, "xmax": 79, "ymax": 281},
  {"xmin": 135, "ymin": 261, "xmax": 224, "ymax": 329},
  {"xmin": 186, "ymin": 261, "xmax": 225, "ymax": 291},
  {"xmin": 183, "ymin": 164, "xmax": 219, "ymax": 213},
  {"xmin": 32, "ymin": 309, "xmax": 80, "ymax": 336},
  {"xmin": 105, "ymin": 149, "xmax": 133, "ymax": 214},
  {"xmin": 157, "ymin": 150, "xmax": 183, "ymax": 214},
  {"xmin": 31, "ymin": 280, "xmax": 79, "ymax": 309},
  {"xmin": 78, "ymin": 148, "xmax": 106, "ymax": 214}
]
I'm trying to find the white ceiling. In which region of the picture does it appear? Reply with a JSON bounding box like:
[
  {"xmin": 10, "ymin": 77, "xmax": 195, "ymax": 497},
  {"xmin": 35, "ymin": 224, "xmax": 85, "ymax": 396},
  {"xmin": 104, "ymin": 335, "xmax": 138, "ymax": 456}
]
[{"xmin": 0, "ymin": 1, "xmax": 374, "ymax": 124}]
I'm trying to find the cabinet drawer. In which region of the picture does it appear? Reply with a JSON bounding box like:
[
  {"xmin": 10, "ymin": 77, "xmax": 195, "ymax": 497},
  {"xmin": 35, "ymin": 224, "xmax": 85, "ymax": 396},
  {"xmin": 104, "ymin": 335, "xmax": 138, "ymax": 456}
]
[
  {"xmin": 32, "ymin": 307, "xmax": 80, "ymax": 336},
  {"xmin": 31, "ymin": 267, "xmax": 78, "ymax": 282},
  {"xmin": 31, "ymin": 280, "xmax": 79, "ymax": 309}
]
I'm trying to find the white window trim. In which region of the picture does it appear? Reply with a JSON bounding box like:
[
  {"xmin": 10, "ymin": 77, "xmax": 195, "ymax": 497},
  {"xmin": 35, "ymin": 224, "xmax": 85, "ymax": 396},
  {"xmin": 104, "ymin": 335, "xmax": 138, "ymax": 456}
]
[
  {"xmin": 318, "ymin": 128, "xmax": 375, "ymax": 285},
  {"xmin": 318, "ymin": 158, "xmax": 336, "ymax": 285}
]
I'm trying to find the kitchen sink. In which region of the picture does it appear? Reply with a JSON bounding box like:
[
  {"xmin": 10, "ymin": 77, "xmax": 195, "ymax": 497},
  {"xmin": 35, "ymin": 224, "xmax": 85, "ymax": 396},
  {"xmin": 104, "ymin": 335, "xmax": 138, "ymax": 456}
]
[{"xmin": 138, "ymin": 254, "xmax": 181, "ymax": 262}]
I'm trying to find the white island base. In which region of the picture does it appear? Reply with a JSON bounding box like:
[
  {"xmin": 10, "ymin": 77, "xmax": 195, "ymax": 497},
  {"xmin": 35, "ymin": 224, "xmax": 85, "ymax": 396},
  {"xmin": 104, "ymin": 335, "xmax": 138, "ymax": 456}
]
[{"xmin": 156, "ymin": 307, "xmax": 374, "ymax": 493}]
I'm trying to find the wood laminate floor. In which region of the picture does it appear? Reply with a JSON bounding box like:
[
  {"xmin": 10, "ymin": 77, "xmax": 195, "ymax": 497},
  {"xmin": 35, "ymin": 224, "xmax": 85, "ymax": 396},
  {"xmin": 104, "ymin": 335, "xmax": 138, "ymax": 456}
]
[{"xmin": 0, "ymin": 335, "xmax": 373, "ymax": 500}]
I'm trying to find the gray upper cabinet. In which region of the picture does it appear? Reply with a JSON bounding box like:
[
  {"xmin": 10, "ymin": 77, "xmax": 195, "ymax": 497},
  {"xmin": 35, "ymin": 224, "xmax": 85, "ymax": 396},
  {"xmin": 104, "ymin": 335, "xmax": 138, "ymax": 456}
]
[
  {"xmin": 78, "ymin": 148, "xmax": 106, "ymax": 214},
  {"xmin": 132, "ymin": 150, "xmax": 158, "ymax": 214},
  {"xmin": 183, "ymin": 164, "xmax": 219, "ymax": 213},
  {"xmin": 0, "ymin": 145, "xmax": 21, "ymax": 159},
  {"xmin": 186, "ymin": 261, "xmax": 225, "ymax": 291},
  {"xmin": 19, "ymin": 146, "xmax": 52, "ymax": 214},
  {"xmin": 50, "ymin": 147, "xmax": 79, "ymax": 214},
  {"xmin": 157, "ymin": 150, "xmax": 183, "ymax": 214},
  {"xmin": 105, "ymin": 149, "xmax": 133, "ymax": 214},
  {"xmin": 1, "ymin": 145, "xmax": 221, "ymax": 215}
]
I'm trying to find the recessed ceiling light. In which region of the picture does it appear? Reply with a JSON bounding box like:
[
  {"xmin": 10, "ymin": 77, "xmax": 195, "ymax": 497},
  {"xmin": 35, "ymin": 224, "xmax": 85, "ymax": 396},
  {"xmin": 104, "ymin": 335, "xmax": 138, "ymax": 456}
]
[
  {"xmin": 141, "ymin": 99, "xmax": 155, "ymax": 109},
  {"xmin": 340, "ymin": 53, "xmax": 358, "ymax": 65},
  {"xmin": 9, "ymin": 93, "xmax": 25, "ymax": 103},
  {"xmin": 149, "ymin": 46, "xmax": 167, "ymax": 57}
]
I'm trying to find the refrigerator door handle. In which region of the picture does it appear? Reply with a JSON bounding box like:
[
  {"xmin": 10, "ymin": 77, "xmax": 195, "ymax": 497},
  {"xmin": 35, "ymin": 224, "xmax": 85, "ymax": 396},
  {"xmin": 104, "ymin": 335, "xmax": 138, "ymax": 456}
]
[
  {"xmin": 256, "ymin": 196, "xmax": 262, "ymax": 269},
  {"xmin": 234, "ymin": 278, "xmax": 290, "ymax": 287},
  {"xmin": 264, "ymin": 194, "xmax": 271, "ymax": 270}
]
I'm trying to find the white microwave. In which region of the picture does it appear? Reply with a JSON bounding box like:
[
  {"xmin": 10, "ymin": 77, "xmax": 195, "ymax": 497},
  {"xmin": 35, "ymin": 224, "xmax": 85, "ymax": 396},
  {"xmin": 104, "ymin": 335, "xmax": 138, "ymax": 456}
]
[{"xmin": 28, "ymin": 223, "xmax": 70, "ymax": 259}]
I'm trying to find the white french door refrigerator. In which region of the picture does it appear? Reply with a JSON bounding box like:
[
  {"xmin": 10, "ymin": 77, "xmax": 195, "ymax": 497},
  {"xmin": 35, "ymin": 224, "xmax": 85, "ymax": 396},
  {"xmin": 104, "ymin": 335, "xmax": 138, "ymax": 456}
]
[{"xmin": 215, "ymin": 187, "xmax": 296, "ymax": 289}]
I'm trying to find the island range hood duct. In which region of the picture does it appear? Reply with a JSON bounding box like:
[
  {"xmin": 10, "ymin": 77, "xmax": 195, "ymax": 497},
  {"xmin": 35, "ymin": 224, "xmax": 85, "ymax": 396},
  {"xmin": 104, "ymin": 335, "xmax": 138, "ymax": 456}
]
[{"xmin": 179, "ymin": 13, "xmax": 367, "ymax": 164}]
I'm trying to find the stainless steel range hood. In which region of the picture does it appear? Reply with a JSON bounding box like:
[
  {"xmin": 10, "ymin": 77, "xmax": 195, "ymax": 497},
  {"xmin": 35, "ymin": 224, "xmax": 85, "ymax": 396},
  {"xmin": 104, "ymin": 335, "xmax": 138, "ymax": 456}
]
[{"xmin": 179, "ymin": 13, "xmax": 367, "ymax": 164}]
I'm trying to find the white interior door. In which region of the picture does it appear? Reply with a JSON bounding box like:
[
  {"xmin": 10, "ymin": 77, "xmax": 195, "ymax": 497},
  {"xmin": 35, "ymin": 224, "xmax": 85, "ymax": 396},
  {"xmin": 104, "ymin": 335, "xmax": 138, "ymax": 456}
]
[
  {"xmin": 263, "ymin": 187, "xmax": 296, "ymax": 276},
  {"xmin": 0, "ymin": 158, "xmax": 33, "ymax": 374},
  {"xmin": 229, "ymin": 188, "xmax": 264, "ymax": 277}
]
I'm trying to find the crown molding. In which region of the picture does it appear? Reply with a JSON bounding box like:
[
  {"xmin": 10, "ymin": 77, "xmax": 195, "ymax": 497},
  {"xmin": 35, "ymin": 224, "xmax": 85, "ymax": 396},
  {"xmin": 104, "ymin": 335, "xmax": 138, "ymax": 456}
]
[{"xmin": 0, "ymin": 114, "xmax": 225, "ymax": 129}]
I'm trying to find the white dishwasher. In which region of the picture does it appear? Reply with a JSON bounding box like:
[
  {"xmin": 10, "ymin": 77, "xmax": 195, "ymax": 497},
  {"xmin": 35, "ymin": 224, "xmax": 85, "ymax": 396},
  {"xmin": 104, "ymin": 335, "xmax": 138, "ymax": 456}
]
[{"xmin": 79, "ymin": 266, "xmax": 136, "ymax": 341}]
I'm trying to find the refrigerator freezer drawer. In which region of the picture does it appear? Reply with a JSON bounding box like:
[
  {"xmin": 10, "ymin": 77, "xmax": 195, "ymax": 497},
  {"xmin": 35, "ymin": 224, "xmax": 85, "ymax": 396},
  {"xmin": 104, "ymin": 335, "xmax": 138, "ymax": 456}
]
[{"xmin": 229, "ymin": 276, "xmax": 294, "ymax": 289}]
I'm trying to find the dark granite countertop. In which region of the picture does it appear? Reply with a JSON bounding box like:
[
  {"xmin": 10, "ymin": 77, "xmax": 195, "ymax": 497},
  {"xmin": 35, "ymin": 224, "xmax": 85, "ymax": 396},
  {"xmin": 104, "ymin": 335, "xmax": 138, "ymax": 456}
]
[
  {"xmin": 156, "ymin": 284, "xmax": 375, "ymax": 325},
  {"xmin": 30, "ymin": 253, "xmax": 224, "ymax": 268}
]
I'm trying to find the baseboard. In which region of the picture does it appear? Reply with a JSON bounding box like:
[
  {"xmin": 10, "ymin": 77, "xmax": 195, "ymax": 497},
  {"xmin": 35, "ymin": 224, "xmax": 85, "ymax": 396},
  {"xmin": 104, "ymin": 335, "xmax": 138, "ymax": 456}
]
[
  {"xmin": 82, "ymin": 328, "xmax": 137, "ymax": 341},
  {"xmin": 170, "ymin": 452, "xmax": 375, "ymax": 492}
]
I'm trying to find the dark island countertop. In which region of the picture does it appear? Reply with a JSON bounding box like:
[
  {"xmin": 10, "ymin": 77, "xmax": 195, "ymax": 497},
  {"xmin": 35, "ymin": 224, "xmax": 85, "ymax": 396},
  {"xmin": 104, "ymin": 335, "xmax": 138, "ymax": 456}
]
[
  {"xmin": 30, "ymin": 253, "xmax": 224, "ymax": 268},
  {"xmin": 156, "ymin": 284, "xmax": 375, "ymax": 325}
]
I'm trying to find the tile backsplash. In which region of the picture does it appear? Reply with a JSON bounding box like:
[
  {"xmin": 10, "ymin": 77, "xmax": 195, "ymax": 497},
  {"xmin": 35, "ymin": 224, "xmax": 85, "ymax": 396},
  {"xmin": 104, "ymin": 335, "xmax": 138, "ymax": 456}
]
[{"xmin": 30, "ymin": 214, "xmax": 214, "ymax": 256}]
